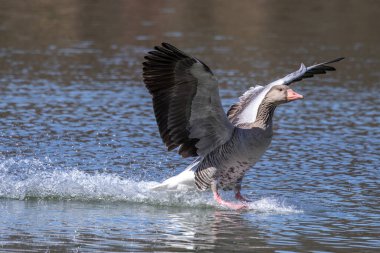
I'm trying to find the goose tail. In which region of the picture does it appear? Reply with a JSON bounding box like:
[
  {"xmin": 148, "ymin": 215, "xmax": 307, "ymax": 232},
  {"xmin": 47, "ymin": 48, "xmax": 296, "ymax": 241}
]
[{"xmin": 150, "ymin": 158, "xmax": 200, "ymax": 191}]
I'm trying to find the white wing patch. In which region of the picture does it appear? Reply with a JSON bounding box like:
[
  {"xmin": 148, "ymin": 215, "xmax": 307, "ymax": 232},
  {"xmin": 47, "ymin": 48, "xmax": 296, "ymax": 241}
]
[{"xmin": 229, "ymin": 80, "xmax": 285, "ymax": 126}]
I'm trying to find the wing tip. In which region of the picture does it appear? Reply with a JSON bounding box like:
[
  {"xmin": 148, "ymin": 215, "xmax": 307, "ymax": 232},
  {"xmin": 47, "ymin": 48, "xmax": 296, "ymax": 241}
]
[
  {"xmin": 325, "ymin": 57, "xmax": 345, "ymax": 65},
  {"xmin": 161, "ymin": 42, "xmax": 173, "ymax": 48}
]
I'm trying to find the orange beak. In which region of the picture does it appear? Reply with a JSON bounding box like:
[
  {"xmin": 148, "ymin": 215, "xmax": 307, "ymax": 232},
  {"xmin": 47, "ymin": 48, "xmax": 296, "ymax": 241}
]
[{"xmin": 287, "ymin": 89, "xmax": 303, "ymax": 102}]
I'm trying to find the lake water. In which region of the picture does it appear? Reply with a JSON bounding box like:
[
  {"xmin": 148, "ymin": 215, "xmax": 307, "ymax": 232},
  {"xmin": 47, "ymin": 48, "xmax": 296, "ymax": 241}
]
[{"xmin": 0, "ymin": 0, "xmax": 379, "ymax": 252}]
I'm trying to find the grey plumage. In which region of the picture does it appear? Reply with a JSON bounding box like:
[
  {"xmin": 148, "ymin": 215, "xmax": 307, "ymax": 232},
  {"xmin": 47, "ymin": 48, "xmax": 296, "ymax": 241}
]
[{"xmin": 195, "ymin": 105, "xmax": 274, "ymax": 191}]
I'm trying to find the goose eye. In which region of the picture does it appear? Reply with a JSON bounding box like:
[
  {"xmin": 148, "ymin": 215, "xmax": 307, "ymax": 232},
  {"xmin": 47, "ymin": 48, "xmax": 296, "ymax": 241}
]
[{"xmin": 279, "ymin": 88, "xmax": 283, "ymax": 92}]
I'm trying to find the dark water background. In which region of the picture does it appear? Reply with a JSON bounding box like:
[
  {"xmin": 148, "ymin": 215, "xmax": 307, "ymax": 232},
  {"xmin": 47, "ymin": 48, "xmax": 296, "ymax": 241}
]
[{"xmin": 0, "ymin": 0, "xmax": 379, "ymax": 252}]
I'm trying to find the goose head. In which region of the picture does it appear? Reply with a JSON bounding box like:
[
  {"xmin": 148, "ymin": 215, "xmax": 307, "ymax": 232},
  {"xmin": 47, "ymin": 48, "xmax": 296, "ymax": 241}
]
[{"xmin": 264, "ymin": 85, "xmax": 303, "ymax": 105}]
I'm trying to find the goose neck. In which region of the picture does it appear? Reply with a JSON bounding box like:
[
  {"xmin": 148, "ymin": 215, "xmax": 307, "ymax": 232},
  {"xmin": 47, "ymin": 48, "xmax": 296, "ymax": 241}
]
[{"xmin": 253, "ymin": 101, "xmax": 276, "ymax": 129}]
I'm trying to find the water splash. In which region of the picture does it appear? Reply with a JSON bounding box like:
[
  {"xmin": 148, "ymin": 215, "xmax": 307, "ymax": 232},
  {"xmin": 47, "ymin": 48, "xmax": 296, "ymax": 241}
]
[
  {"xmin": 247, "ymin": 197, "xmax": 303, "ymax": 214},
  {"xmin": 0, "ymin": 157, "xmax": 302, "ymax": 213},
  {"xmin": 0, "ymin": 157, "xmax": 210, "ymax": 206}
]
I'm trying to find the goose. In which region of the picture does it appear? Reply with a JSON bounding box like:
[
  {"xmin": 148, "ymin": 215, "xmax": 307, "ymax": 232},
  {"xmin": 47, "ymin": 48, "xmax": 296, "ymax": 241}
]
[{"xmin": 143, "ymin": 43, "xmax": 343, "ymax": 209}]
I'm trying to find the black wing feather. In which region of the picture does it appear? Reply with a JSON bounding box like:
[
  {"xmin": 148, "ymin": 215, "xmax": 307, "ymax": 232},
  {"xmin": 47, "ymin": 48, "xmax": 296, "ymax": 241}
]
[
  {"xmin": 284, "ymin": 57, "xmax": 344, "ymax": 85},
  {"xmin": 143, "ymin": 43, "xmax": 212, "ymax": 157}
]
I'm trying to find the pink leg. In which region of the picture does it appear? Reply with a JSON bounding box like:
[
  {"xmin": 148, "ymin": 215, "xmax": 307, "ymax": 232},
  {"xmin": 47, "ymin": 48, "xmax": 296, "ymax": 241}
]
[
  {"xmin": 234, "ymin": 181, "xmax": 251, "ymax": 202},
  {"xmin": 211, "ymin": 182, "xmax": 247, "ymax": 210}
]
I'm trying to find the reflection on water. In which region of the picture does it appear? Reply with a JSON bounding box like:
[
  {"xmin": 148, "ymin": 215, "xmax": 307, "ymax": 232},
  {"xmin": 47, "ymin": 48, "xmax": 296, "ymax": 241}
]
[
  {"xmin": 0, "ymin": 0, "xmax": 379, "ymax": 252},
  {"xmin": 1, "ymin": 200, "xmax": 275, "ymax": 252}
]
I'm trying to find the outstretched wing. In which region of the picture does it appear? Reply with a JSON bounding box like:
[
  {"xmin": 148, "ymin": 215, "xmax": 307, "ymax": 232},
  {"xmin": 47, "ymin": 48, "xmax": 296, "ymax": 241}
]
[
  {"xmin": 282, "ymin": 57, "xmax": 344, "ymax": 85},
  {"xmin": 143, "ymin": 43, "xmax": 234, "ymax": 158},
  {"xmin": 227, "ymin": 57, "xmax": 344, "ymax": 126}
]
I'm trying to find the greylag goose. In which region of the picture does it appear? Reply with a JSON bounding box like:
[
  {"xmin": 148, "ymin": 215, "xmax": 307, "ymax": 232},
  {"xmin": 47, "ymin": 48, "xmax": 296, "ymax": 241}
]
[{"xmin": 143, "ymin": 43, "xmax": 343, "ymax": 209}]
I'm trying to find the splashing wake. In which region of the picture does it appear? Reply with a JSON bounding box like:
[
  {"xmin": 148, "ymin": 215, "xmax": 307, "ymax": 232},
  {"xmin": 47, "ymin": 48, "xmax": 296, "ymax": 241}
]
[{"xmin": 0, "ymin": 157, "xmax": 302, "ymax": 213}]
